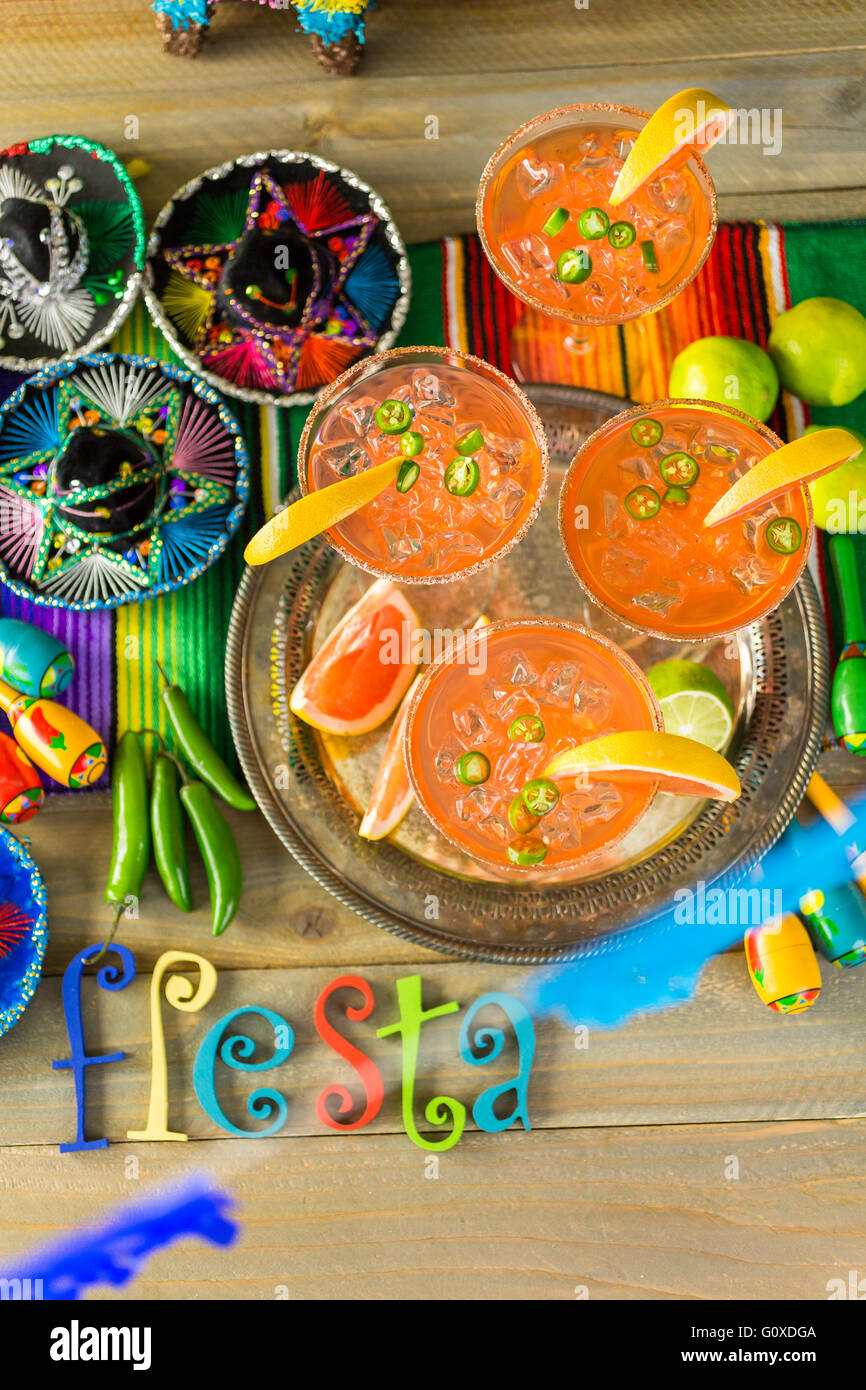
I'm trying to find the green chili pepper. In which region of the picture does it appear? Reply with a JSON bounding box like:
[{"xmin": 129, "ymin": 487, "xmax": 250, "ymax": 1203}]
[
  {"xmin": 542, "ymin": 206, "xmax": 570, "ymax": 236},
  {"xmin": 375, "ymin": 399, "xmax": 413, "ymax": 434},
  {"xmin": 660, "ymin": 451, "xmax": 700, "ymax": 487},
  {"xmin": 179, "ymin": 778, "xmax": 242, "ymax": 936},
  {"xmin": 630, "ymin": 417, "xmax": 663, "ymax": 447},
  {"xmin": 625, "ymin": 484, "xmax": 661, "ymax": 520},
  {"xmin": 578, "ymin": 207, "xmax": 609, "ymax": 240},
  {"xmin": 444, "ymin": 456, "xmax": 480, "ymax": 497},
  {"xmin": 456, "ymin": 428, "xmax": 484, "ymax": 456},
  {"xmin": 522, "ymin": 777, "xmax": 559, "ymax": 817},
  {"xmin": 158, "ymin": 664, "xmax": 256, "ymax": 811},
  {"xmin": 507, "ymin": 713, "xmax": 545, "ymax": 743},
  {"xmin": 401, "ymin": 430, "xmax": 424, "ymax": 458},
  {"xmin": 556, "ymin": 248, "xmax": 592, "ymax": 284},
  {"xmin": 608, "ymin": 221, "xmax": 637, "ymax": 249},
  {"xmin": 151, "ymin": 752, "xmax": 192, "ymax": 913},
  {"xmin": 663, "ymin": 485, "xmax": 691, "ymax": 509},
  {"xmin": 766, "ymin": 517, "xmax": 802, "ymax": 554},
  {"xmin": 396, "ymin": 460, "xmax": 420, "ymax": 493},
  {"xmin": 456, "ymin": 751, "xmax": 490, "ymax": 785},
  {"xmin": 640, "ymin": 240, "xmax": 659, "ymax": 272},
  {"xmin": 100, "ymin": 730, "xmax": 151, "ymax": 956},
  {"xmin": 508, "ymin": 794, "xmax": 539, "ymax": 835},
  {"xmin": 507, "ymin": 837, "xmax": 547, "ymax": 867}
]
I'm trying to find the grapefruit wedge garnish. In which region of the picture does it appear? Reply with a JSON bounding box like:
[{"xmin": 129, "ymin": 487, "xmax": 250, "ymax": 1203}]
[
  {"xmin": 703, "ymin": 427, "xmax": 862, "ymax": 528},
  {"xmin": 290, "ymin": 578, "xmax": 420, "ymax": 735},
  {"xmin": 543, "ymin": 731, "xmax": 741, "ymax": 801},
  {"xmin": 610, "ymin": 87, "xmax": 732, "ymax": 208},
  {"xmin": 359, "ymin": 675, "xmax": 421, "ymax": 840}
]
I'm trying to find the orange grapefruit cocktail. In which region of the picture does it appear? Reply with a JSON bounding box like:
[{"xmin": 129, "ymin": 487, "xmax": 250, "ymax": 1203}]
[
  {"xmin": 405, "ymin": 619, "xmax": 663, "ymax": 874},
  {"xmin": 477, "ymin": 104, "xmax": 716, "ymax": 325},
  {"xmin": 559, "ymin": 401, "xmax": 813, "ymax": 641},
  {"xmin": 299, "ymin": 346, "xmax": 548, "ymax": 583}
]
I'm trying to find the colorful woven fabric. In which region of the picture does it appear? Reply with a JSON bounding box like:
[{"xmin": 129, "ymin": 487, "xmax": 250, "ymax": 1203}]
[{"xmin": 0, "ymin": 222, "xmax": 863, "ymax": 792}]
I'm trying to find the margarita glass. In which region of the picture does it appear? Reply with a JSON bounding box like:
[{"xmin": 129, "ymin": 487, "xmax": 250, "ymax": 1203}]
[
  {"xmin": 559, "ymin": 400, "xmax": 813, "ymax": 641},
  {"xmin": 404, "ymin": 618, "xmax": 663, "ymax": 875},
  {"xmin": 299, "ymin": 346, "xmax": 548, "ymax": 583},
  {"xmin": 477, "ymin": 103, "xmax": 716, "ymax": 327}
]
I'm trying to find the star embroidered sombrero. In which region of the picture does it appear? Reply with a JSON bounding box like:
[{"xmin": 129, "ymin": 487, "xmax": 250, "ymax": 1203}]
[
  {"xmin": 0, "ymin": 827, "xmax": 47, "ymax": 1041},
  {"xmin": 0, "ymin": 352, "xmax": 249, "ymax": 610},
  {"xmin": 144, "ymin": 150, "xmax": 410, "ymax": 406},
  {"xmin": 0, "ymin": 135, "xmax": 145, "ymax": 371}
]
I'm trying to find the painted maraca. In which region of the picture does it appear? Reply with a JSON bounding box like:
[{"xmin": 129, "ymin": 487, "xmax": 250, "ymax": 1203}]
[
  {"xmin": 787, "ymin": 818, "xmax": 866, "ymax": 966},
  {"xmin": 0, "ymin": 731, "xmax": 43, "ymax": 823},
  {"xmin": 744, "ymin": 915, "xmax": 821, "ymax": 1013},
  {"xmin": 0, "ymin": 678, "xmax": 106, "ymax": 787},
  {"xmin": 0, "ymin": 617, "xmax": 74, "ymax": 698},
  {"xmin": 829, "ymin": 533, "xmax": 866, "ymax": 754}
]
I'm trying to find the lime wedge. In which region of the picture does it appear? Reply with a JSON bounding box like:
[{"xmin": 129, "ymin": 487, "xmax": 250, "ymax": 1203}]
[{"xmin": 647, "ymin": 659, "xmax": 734, "ymax": 752}]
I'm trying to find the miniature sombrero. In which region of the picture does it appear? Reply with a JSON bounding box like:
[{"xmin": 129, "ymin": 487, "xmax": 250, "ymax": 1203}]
[
  {"xmin": 144, "ymin": 150, "xmax": 410, "ymax": 406},
  {"xmin": 0, "ymin": 136, "xmax": 145, "ymax": 371},
  {"xmin": 0, "ymin": 352, "xmax": 249, "ymax": 610},
  {"xmin": 0, "ymin": 828, "xmax": 47, "ymax": 1041}
]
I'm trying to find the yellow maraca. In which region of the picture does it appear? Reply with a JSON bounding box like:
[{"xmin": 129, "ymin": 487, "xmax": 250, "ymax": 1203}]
[{"xmin": 0, "ymin": 678, "xmax": 106, "ymax": 788}]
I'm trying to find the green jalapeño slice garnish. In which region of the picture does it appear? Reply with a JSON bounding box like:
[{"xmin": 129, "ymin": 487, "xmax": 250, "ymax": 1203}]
[
  {"xmin": 630, "ymin": 417, "xmax": 663, "ymax": 447},
  {"xmin": 608, "ymin": 220, "xmax": 637, "ymax": 249},
  {"xmin": 663, "ymin": 484, "xmax": 690, "ymax": 508},
  {"xmin": 765, "ymin": 516, "xmax": 803, "ymax": 553},
  {"xmin": 444, "ymin": 456, "xmax": 480, "ymax": 496},
  {"xmin": 401, "ymin": 430, "xmax": 424, "ymax": 458},
  {"xmin": 456, "ymin": 428, "xmax": 484, "ymax": 456},
  {"xmin": 507, "ymin": 836, "xmax": 547, "ymax": 867},
  {"xmin": 542, "ymin": 206, "xmax": 570, "ymax": 236},
  {"xmin": 556, "ymin": 248, "xmax": 592, "ymax": 284},
  {"xmin": 396, "ymin": 460, "xmax": 420, "ymax": 493},
  {"xmin": 507, "ymin": 713, "xmax": 546, "ymax": 743},
  {"xmin": 508, "ymin": 794, "xmax": 539, "ymax": 835},
  {"xmin": 625, "ymin": 484, "xmax": 661, "ymax": 520},
  {"xmin": 578, "ymin": 207, "xmax": 609, "ymax": 240},
  {"xmin": 456, "ymin": 751, "xmax": 490, "ymax": 786},
  {"xmin": 660, "ymin": 451, "xmax": 700, "ymax": 487},
  {"xmin": 640, "ymin": 240, "xmax": 659, "ymax": 272},
  {"xmin": 375, "ymin": 399, "xmax": 413, "ymax": 434},
  {"xmin": 521, "ymin": 777, "xmax": 559, "ymax": 817}
]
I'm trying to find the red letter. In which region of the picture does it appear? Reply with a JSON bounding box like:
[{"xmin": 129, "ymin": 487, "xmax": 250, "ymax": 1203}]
[{"xmin": 314, "ymin": 975, "xmax": 383, "ymax": 1130}]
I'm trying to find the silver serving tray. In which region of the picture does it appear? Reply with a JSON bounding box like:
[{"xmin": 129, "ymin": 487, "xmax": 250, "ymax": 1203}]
[{"xmin": 226, "ymin": 385, "xmax": 830, "ymax": 963}]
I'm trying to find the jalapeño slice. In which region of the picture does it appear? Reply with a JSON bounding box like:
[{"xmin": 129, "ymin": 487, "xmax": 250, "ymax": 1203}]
[
  {"xmin": 508, "ymin": 794, "xmax": 539, "ymax": 835},
  {"xmin": 659, "ymin": 451, "xmax": 700, "ymax": 487},
  {"xmin": 630, "ymin": 416, "xmax": 663, "ymax": 447},
  {"xmin": 375, "ymin": 399, "xmax": 413, "ymax": 434},
  {"xmin": 608, "ymin": 220, "xmax": 637, "ymax": 249},
  {"xmin": 507, "ymin": 713, "xmax": 545, "ymax": 743},
  {"xmin": 625, "ymin": 484, "xmax": 661, "ymax": 520},
  {"xmin": 456, "ymin": 751, "xmax": 490, "ymax": 786},
  {"xmin": 455, "ymin": 428, "xmax": 484, "ymax": 456},
  {"xmin": 578, "ymin": 207, "xmax": 609, "ymax": 240},
  {"xmin": 396, "ymin": 460, "xmax": 420, "ymax": 493},
  {"xmin": 640, "ymin": 240, "xmax": 659, "ymax": 272},
  {"xmin": 522, "ymin": 777, "xmax": 560, "ymax": 817},
  {"xmin": 542, "ymin": 206, "xmax": 570, "ymax": 236},
  {"xmin": 765, "ymin": 516, "xmax": 803, "ymax": 554},
  {"xmin": 401, "ymin": 430, "xmax": 424, "ymax": 458},
  {"xmin": 507, "ymin": 837, "xmax": 547, "ymax": 867},
  {"xmin": 663, "ymin": 485, "xmax": 690, "ymax": 509},
  {"xmin": 556, "ymin": 248, "xmax": 592, "ymax": 284},
  {"xmin": 444, "ymin": 456, "xmax": 480, "ymax": 496}
]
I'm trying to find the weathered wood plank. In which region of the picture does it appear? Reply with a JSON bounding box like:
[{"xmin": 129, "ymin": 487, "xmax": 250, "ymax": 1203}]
[
  {"xmin": 1, "ymin": 1119, "xmax": 864, "ymax": 1300},
  {"xmin": 2, "ymin": 954, "xmax": 864, "ymax": 1147},
  {"xmin": 1, "ymin": 3, "xmax": 863, "ymax": 238}
]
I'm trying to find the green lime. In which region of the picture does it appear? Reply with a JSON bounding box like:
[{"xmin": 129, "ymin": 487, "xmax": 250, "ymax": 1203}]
[
  {"xmin": 768, "ymin": 298, "xmax": 866, "ymax": 407},
  {"xmin": 668, "ymin": 336, "xmax": 779, "ymax": 422},
  {"xmin": 804, "ymin": 425, "xmax": 866, "ymax": 532},
  {"xmin": 647, "ymin": 659, "xmax": 734, "ymax": 753}
]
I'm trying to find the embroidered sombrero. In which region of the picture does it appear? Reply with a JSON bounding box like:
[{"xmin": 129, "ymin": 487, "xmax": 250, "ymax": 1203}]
[
  {"xmin": 0, "ymin": 136, "xmax": 145, "ymax": 371},
  {"xmin": 144, "ymin": 150, "xmax": 410, "ymax": 406},
  {"xmin": 0, "ymin": 828, "xmax": 47, "ymax": 1041},
  {"xmin": 0, "ymin": 352, "xmax": 249, "ymax": 610}
]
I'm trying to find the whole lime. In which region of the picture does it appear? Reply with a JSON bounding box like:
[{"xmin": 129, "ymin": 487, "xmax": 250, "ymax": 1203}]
[
  {"xmin": 668, "ymin": 336, "xmax": 779, "ymax": 422},
  {"xmin": 768, "ymin": 298, "xmax": 866, "ymax": 407},
  {"xmin": 804, "ymin": 424, "xmax": 866, "ymax": 532}
]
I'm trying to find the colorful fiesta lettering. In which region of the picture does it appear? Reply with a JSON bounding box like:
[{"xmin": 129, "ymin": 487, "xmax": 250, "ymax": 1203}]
[{"xmin": 51, "ymin": 955, "xmax": 536, "ymax": 1153}]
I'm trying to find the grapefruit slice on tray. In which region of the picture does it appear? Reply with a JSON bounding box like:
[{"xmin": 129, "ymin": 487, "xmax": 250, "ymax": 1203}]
[
  {"xmin": 359, "ymin": 674, "xmax": 421, "ymax": 840},
  {"xmin": 290, "ymin": 578, "xmax": 420, "ymax": 735},
  {"xmin": 702, "ymin": 428, "xmax": 863, "ymax": 527},
  {"xmin": 610, "ymin": 87, "xmax": 732, "ymax": 208},
  {"xmin": 543, "ymin": 731, "xmax": 741, "ymax": 802}
]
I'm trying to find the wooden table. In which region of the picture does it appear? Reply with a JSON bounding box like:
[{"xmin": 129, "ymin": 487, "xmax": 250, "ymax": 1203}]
[{"xmin": 1, "ymin": 0, "xmax": 866, "ymax": 1302}]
